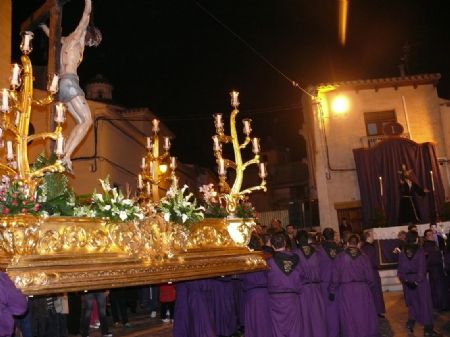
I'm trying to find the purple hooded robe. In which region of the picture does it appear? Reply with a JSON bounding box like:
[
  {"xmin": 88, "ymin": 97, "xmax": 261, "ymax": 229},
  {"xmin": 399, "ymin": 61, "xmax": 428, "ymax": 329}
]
[{"xmin": 0, "ymin": 272, "xmax": 27, "ymax": 337}]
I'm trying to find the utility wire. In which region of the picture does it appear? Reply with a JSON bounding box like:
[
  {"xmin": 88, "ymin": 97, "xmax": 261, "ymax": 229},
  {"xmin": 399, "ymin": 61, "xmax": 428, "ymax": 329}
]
[{"xmin": 192, "ymin": 0, "xmax": 315, "ymax": 99}]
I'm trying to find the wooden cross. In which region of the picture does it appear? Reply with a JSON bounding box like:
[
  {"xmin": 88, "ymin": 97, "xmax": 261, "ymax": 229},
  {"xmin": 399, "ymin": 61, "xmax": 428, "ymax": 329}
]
[{"xmin": 20, "ymin": 0, "xmax": 72, "ymax": 77}]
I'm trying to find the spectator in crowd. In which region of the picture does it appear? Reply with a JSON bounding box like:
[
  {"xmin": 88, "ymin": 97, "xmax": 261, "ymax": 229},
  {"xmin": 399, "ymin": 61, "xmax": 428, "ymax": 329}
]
[
  {"xmin": 429, "ymin": 223, "xmax": 446, "ymax": 251},
  {"xmin": 286, "ymin": 224, "xmax": 297, "ymax": 249},
  {"xmin": 80, "ymin": 291, "xmax": 112, "ymax": 337},
  {"xmin": 339, "ymin": 217, "xmax": 352, "ymax": 237},
  {"xmin": 110, "ymin": 288, "xmax": 131, "ymax": 328},
  {"xmin": 159, "ymin": 283, "xmax": 176, "ymax": 323}
]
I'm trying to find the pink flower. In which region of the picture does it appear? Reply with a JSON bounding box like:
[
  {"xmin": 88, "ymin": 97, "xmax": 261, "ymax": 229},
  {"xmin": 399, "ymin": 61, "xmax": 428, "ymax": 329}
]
[
  {"xmin": 11, "ymin": 200, "xmax": 18, "ymax": 206},
  {"xmin": 33, "ymin": 204, "xmax": 40, "ymax": 211},
  {"xmin": 2, "ymin": 208, "xmax": 9, "ymax": 215},
  {"xmin": 21, "ymin": 208, "xmax": 27, "ymax": 214},
  {"xmin": 22, "ymin": 201, "xmax": 27, "ymax": 205},
  {"xmin": 12, "ymin": 193, "xmax": 17, "ymax": 198}
]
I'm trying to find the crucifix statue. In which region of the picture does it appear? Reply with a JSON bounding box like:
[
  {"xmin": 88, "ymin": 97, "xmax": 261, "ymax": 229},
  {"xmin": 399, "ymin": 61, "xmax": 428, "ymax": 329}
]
[{"xmin": 21, "ymin": 0, "xmax": 101, "ymax": 171}]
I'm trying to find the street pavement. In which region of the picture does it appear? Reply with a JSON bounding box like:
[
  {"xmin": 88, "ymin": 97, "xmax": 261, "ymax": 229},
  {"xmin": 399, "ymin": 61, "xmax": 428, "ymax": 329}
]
[{"xmin": 76, "ymin": 291, "xmax": 450, "ymax": 337}]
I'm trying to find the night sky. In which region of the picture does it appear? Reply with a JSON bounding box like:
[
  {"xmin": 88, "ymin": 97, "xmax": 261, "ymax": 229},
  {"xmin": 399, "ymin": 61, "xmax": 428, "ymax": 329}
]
[{"xmin": 11, "ymin": 0, "xmax": 450, "ymax": 169}]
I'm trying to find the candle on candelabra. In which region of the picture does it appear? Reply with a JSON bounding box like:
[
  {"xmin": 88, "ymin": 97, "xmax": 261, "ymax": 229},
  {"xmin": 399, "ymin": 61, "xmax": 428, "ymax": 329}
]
[
  {"xmin": 20, "ymin": 31, "xmax": 34, "ymax": 54},
  {"xmin": 48, "ymin": 74, "xmax": 59, "ymax": 94},
  {"xmin": 242, "ymin": 119, "xmax": 252, "ymax": 136},
  {"xmin": 146, "ymin": 182, "xmax": 151, "ymax": 195},
  {"xmin": 141, "ymin": 157, "xmax": 146, "ymax": 169},
  {"xmin": 259, "ymin": 162, "xmax": 267, "ymax": 178},
  {"xmin": 138, "ymin": 174, "xmax": 143, "ymax": 189},
  {"xmin": 230, "ymin": 90, "xmax": 240, "ymax": 108},
  {"xmin": 14, "ymin": 112, "xmax": 20, "ymax": 126},
  {"xmin": 170, "ymin": 156, "xmax": 177, "ymax": 170},
  {"xmin": 1, "ymin": 89, "xmax": 9, "ymax": 112},
  {"xmin": 379, "ymin": 176, "xmax": 383, "ymax": 197},
  {"xmin": 214, "ymin": 113, "xmax": 224, "ymax": 131},
  {"xmin": 55, "ymin": 103, "xmax": 65, "ymax": 123},
  {"xmin": 149, "ymin": 161, "xmax": 154, "ymax": 176},
  {"xmin": 252, "ymin": 137, "xmax": 260, "ymax": 154},
  {"xmin": 152, "ymin": 119, "xmax": 160, "ymax": 133},
  {"xmin": 6, "ymin": 141, "xmax": 13, "ymax": 161},
  {"xmin": 212, "ymin": 135, "xmax": 221, "ymax": 152},
  {"xmin": 218, "ymin": 158, "xmax": 226, "ymax": 176},
  {"xmin": 10, "ymin": 64, "xmax": 21, "ymax": 89},
  {"xmin": 55, "ymin": 135, "xmax": 64, "ymax": 156},
  {"xmin": 430, "ymin": 170, "xmax": 435, "ymax": 191},
  {"xmin": 163, "ymin": 137, "xmax": 171, "ymax": 151},
  {"xmin": 146, "ymin": 137, "xmax": 152, "ymax": 149}
]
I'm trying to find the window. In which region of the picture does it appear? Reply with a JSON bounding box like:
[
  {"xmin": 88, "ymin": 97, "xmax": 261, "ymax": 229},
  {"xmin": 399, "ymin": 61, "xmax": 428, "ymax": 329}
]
[{"xmin": 364, "ymin": 110, "xmax": 396, "ymax": 136}]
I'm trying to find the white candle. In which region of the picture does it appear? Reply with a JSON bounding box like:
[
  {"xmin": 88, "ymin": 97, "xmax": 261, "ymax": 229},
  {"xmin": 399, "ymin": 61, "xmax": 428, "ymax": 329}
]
[
  {"xmin": 14, "ymin": 112, "xmax": 20, "ymax": 126},
  {"xmin": 163, "ymin": 137, "xmax": 171, "ymax": 151},
  {"xmin": 48, "ymin": 74, "xmax": 59, "ymax": 94},
  {"xmin": 242, "ymin": 119, "xmax": 252, "ymax": 136},
  {"xmin": 252, "ymin": 137, "xmax": 260, "ymax": 154},
  {"xmin": 379, "ymin": 176, "xmax": 383, "ymax": 197},
  {"xmin": 0, "ymin": 128, "xmax": 3, "ymax": 138},
  {"xmin": 141, "ymin": 157, "xmax": 146, "ymax": 169},
  {"xmin": 259, "ymin": 162, "xmax": 267, "ymax": 178},
  {"xmin": 1, "ymin": 89, "xmax": 9, "ymax": 112},
  {"xmin": 230, "ymin": 90, "xmax": 240, "ymax": 108},
  {"xmin": 10, "ymin": 64, "xmax": 21, "ymax": 88},
  {"xmin": 20, "ymin": 31, "xmax": 34, "ymax": 54},
  {"xmin": 170, "ymin": 156, "xmax": 177, "ymax": 170},
  {"xmin": 218, "ymin": 158, "xmax": 226, "ymax": 176},
  {"xmin": 149, "ymin": 161, "xmax": 154, "ymax": 176},
  {"xmin": 152, "ymin": 119, "xmax": 160, "ymax": 133},
  {"xmin": 138, "ymin": 174, "xmax": 143, "ymax": 189},
  {"xmin": 146, "ymin": 182, "xmax": 151, "ymax": 195},
  {"xmin": 146, "ymin": 137, "xmax": 152, "ymax": 149},
  {"xmin": 430, "ymin": 170, "xmax": 435, "ymax": 191},
  {"xmin": 54, "ymin": 103, "xmax": 65, "ymax": 123},
  {"xmin": 6, "ymin": 141, "xmax": 13, "ymax": 160},
  {"xmin": 212, "ymin": 135, "xmax": 221, "ymax": 152},
  {"xmin": 214, "ymin": 113, "xmax": 223, "ymax": 130},
  {"xmin": 55, "ymin": 135, "xmax": 64, "ymax": 156}
]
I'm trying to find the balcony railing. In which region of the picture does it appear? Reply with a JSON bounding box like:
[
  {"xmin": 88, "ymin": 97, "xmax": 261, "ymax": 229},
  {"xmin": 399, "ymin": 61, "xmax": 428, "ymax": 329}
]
[{"xmin": 360, "ymin": 133, "xmax": 410, "ymax": 148}]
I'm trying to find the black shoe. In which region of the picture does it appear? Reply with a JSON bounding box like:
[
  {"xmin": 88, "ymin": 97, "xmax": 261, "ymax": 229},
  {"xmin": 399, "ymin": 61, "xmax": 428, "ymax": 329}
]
[
  {"xmin": 424, "ymin": 330, "xmax": 442, "ymax": 337},
  {"xmin": 406, "ymin": 322, "xmax": 414, "ymax": 334}
]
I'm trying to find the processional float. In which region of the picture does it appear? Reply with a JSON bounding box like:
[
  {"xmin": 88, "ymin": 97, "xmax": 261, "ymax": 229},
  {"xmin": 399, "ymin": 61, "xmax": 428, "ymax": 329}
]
[{"xmin": 0, "ymin": 32, "xmax": 267, "ymax": 295}]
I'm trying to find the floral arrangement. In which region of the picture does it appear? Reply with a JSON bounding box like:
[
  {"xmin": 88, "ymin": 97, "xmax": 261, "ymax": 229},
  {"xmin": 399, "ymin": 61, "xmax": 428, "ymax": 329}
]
[
  {"xmin": 0, "ymin": 176, "xmax": 40, "ymax": 215},
  {"xmin": 199, "ymin": 184, "xmax": 258, "ymax": 219},
  {"xmin": 199, "ymin": 183, "xmax": 227, "ymax": 218},
  {"xmin": 158, "ymin": 183, "xmax": 204, "ymax": 225},
  {"xmin": 235, "ymin": 196, "xmax": 257, "ymax": 220},
  {"xmin": 74, "ymin": 177, "xmax": 144, "ymax": 222}
]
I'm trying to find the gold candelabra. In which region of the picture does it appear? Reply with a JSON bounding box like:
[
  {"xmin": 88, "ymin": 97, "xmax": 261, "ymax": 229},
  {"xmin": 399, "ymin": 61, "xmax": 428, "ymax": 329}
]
[
  {"xmin": 0, "ymin": 31, "xmax": 65, "ymax": 195},
  {"xmin": 213, "ymin": 91, "xmax": 267, "ymax": 215},
  {"xmin": 137, "ymin": 119, "xmax": 176, "ymax": 204}
]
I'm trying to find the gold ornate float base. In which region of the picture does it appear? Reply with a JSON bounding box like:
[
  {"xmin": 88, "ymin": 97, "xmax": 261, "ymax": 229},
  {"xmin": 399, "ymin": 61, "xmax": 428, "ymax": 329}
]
[{"xmin": 0, "ymin": 215, "xmax": 265, "ymax": 295}]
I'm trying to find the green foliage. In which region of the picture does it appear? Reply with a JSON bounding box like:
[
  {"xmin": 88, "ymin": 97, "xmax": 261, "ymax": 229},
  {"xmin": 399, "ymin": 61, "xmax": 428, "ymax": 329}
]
[{"xmin": 33, "ymin": 153, "xmax": 76, "ymax": 216}]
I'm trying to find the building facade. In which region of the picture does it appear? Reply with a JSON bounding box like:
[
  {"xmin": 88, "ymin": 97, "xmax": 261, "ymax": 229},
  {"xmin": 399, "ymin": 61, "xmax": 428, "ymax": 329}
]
[{"xmin": 302, "ymin": 74, "xmax": 450, "ymax": 234}]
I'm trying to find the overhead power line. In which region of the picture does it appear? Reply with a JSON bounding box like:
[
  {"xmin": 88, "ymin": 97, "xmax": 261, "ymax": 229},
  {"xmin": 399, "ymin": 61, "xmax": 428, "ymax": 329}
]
[{"xmin": 192, "ymin": 1, "xmax": 315, "ymax": 98}]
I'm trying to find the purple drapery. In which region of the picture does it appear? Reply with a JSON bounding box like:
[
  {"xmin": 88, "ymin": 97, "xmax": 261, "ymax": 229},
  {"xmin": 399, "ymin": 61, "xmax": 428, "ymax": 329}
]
[{"xmin": 353, "ymin": 138, "xmax": 444, "ymax": 228}]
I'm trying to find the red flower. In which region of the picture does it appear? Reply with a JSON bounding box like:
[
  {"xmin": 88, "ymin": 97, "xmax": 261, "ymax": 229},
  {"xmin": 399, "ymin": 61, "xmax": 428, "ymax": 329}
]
[
  {"xmin": 33, "ymin": 204, "xmax": 40, "ymax": 211},
  {"xmin": 21, "ymin": 208, "xmax": 27, "ymax": 214},
  {"xmin": 2, "ymin": 208, "xmax": 9, "ymax": 215},
  {"xmin": 11, "ymin": 200, "xmax": 18, "ymax": 206}
]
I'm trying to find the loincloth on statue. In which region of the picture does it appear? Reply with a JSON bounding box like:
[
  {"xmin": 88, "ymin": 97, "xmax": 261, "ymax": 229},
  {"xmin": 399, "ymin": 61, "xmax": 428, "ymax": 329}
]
[{"xmin": 59, "ymin": 73, "xmax": 85, "ymax": 103}]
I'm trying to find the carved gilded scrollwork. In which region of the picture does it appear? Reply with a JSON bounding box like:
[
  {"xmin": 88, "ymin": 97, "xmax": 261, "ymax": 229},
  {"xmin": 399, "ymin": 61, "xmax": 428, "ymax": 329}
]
[{"xmin": 0, "ymin": 215, "xmax": 265, "ymax": 295}]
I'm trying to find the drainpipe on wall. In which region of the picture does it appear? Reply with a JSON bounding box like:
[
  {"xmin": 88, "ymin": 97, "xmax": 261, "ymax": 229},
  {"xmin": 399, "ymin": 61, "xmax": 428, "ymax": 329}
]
[{"xmin": 401, "ymin": 95, "xmax": 412, "ymax": 139}]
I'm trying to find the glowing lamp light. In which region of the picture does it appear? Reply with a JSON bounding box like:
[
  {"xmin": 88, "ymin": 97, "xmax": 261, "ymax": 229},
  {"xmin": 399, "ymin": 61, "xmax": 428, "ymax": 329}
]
[
  {"xmin": 331, "ymin": 95, "xmax": 350, "ymax": 114},
  {"xmin": 159, "ymin": 164, "xmax": 168, "ymax": 174}
]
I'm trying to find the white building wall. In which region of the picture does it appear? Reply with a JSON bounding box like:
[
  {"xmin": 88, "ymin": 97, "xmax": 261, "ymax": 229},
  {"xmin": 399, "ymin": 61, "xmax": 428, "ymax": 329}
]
[{"xmin": 311, "ymin": 79, "xmax": 447, "ymax": 230}]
